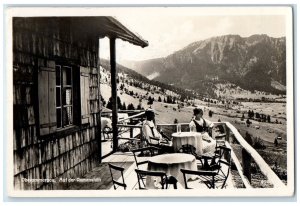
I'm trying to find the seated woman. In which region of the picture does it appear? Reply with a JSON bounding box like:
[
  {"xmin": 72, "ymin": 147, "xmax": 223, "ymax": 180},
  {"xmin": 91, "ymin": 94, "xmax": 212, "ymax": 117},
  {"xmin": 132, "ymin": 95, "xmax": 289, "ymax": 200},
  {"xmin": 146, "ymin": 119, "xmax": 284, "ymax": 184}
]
[
  {"xmin": 142, "ymin": 109, "xmax": 173, "ymax": 153},
  {"xmin": 189, "ymin": 107, "xmax": 216, "ymax": 154}
]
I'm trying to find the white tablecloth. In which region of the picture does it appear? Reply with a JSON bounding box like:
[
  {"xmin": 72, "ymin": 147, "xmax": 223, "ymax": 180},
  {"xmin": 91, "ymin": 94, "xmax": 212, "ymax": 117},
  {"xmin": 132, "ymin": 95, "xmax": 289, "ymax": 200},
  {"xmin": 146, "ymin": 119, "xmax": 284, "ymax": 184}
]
[
  {"xmin": 147, "ymin": 153, "xmax": 197, "ymax": 188},
  {"xmin": 172, "ymin": 132, "xmax": 204, "ymax": 155}
]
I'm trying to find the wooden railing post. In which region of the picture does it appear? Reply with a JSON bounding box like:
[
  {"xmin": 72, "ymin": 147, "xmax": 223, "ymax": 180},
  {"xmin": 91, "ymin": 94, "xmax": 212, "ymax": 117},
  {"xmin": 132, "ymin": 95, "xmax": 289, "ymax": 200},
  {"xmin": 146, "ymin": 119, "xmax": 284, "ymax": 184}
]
[
  {"xmin": 224, "ymin": 123, "xmax": 231, "ymax": 162},
  {"xmin": 242, "ymin": 148, "xmax": 252, "ymax": 183},
  {"xmin": 130, "ymin": 118, "xmax": 133, "ymax": 139},
  {"xmin": 242, "ymin": 132, "xmax": 253, "ymax": 183},
  {"xmin": 225, "ymin": 123, "xmax": 230, "ymax": 143}
]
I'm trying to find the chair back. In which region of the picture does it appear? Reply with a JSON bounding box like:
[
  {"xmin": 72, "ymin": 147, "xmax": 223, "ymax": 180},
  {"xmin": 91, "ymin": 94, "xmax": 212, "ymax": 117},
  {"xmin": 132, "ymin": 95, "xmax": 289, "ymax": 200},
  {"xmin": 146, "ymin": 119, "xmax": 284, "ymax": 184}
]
[
  {"xmin": 180, "ymin": 168, "xmax": 218, "ymax": 189},
  {"xmin": 177, "ymin": 144, "xmax": 197, "ymax": 155},
  {"xmin": 108, "ymin": 163, "xmax": 127, "ymax": 190},
  {"xmin": 132, "ymin": 147, "xmax": 160, "ymax": 168},
  {"xmin": 135, "ymin": 169, "xmax": 168, "ymax": 189},
  {"xmin": 215, "ymin": 146, "xmax": 231, "ymax": 164}
]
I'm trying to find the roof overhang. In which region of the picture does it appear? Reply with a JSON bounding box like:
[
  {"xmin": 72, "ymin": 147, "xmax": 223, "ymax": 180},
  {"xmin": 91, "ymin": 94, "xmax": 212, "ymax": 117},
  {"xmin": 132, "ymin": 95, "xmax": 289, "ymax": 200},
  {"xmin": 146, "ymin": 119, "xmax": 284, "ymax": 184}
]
[
  {"xmin": 70, "ymin": 16, "xmax": 149, "ymax": 48},
  {"xmin": 14, "ymin": 16, "xmax": 149, "ymax": 48}
]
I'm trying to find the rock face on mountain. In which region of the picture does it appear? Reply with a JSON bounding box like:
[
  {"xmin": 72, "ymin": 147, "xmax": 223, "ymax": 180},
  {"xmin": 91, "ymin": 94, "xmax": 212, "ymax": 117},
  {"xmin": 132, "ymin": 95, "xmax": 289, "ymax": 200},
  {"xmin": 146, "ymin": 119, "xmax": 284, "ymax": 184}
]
[{"xmin": 124, "ymin": 34, "xmax": 286, "ymax": 95}]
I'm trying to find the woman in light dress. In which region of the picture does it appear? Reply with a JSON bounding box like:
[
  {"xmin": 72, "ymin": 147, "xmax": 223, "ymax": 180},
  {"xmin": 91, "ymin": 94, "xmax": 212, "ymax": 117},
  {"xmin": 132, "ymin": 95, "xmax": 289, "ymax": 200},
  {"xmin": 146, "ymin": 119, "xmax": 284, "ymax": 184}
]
[{"xmin": 189, "ymin": 107, "xmax": 216, "ymax": 154}]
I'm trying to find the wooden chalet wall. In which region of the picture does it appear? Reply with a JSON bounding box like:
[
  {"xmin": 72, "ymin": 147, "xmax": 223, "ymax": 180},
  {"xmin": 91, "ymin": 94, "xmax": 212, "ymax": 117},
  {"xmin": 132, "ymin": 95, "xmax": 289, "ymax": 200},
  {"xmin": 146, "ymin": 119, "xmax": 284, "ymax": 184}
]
[{"xmin": 13, "ymin": 18, "xmax": 101, "ymax": 190}]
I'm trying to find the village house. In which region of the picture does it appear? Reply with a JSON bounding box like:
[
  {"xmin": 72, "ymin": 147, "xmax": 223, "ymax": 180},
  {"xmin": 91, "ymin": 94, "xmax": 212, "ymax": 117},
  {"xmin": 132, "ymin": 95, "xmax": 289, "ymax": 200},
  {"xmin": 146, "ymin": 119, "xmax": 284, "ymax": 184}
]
[{"xmin": 13, "ymin": 17, "xmax": 148, "ymax": 190}]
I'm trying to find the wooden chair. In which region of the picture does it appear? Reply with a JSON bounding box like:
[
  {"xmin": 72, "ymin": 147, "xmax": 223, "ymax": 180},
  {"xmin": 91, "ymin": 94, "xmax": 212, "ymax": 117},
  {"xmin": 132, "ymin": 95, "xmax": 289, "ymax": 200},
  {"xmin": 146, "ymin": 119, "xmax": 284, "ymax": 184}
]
[
  {"xmin": 135, "ymin": 169, "xmax": 168, "ymax": 189},
  {"xmin": 108, "ymin": 163, "xmax": 127, "ymax": 190},
  {"xmin": 132, "ymin": 147, "xmax": 161, "ymax": 168}
]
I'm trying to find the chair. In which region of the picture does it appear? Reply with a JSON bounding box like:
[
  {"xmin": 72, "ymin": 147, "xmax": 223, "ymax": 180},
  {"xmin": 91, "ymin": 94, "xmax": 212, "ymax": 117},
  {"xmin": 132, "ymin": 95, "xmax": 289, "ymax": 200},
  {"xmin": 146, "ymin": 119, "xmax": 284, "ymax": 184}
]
[
  {"xmin": 180, "ymin": 168, "xmax": 218, "ymax": 189},
  {"xmin": 177, "ymin": 144, "xmax": 197, "ymax": 154},
  {"xmin": 196, "ymin": 146, "xmax": 232, "ymax": 188},
  {"xmin": 132, "ymin": 147, "xmax": 161, "ymax": 168},
  {"xmin": 108, "ymin": 163, "xmax": 127, "ymax": 190},
  {"xmin": 102, "ymin": 126, "xmax": 112, "ymax": 141},
  {"xmin": 135, "ymin": 169, "xmax": 168, "ymax": 189},
  {"xmin": 215, "ymin": 133, "xmax": 226, "ymax": 147},
  {"xmin": 211, "ymin": 145, "xmax": 232, "ymax": 166},
  {"xmin": 177, "ymin": 144, "xmax": 205, "ymax": 168},
  {"xmin": 201, "ymin": 145, "xmax": 231, "ymax": 170},
  {"xmin": 213, "ymin": 159, "xmax": 231, "ymax": 188}
]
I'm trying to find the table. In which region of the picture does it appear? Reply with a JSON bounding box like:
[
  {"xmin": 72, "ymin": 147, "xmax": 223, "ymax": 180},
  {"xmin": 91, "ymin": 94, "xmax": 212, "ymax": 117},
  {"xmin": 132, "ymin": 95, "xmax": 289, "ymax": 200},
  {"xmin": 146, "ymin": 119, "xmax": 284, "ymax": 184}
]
[
  {"xmin": 146, "ymin": 153, "xmax": 197, "ymax": 188},
  {"xmin": 172, "ymin": 132, "xmax": 204, "ymax": 155}
]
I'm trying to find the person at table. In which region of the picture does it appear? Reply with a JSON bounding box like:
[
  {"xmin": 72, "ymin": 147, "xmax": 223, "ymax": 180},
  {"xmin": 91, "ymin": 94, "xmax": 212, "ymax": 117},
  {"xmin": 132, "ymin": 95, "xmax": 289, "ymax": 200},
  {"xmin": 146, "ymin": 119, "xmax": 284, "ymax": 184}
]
[
  {"xmin": 189, "ymin": 107, "xmax": 216, "ymax": 153},
  {"xmin": 142, "ymin": 109, "xmax": 173, "ymax": 151}
]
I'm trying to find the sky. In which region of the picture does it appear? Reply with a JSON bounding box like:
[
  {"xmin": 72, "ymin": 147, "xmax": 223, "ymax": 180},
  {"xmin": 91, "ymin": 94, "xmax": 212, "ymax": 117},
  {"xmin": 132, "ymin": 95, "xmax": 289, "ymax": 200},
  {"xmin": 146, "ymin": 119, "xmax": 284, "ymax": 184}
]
[{"xmin": 99, "ymin": 11, "xmax": 287, "ymax": 62}]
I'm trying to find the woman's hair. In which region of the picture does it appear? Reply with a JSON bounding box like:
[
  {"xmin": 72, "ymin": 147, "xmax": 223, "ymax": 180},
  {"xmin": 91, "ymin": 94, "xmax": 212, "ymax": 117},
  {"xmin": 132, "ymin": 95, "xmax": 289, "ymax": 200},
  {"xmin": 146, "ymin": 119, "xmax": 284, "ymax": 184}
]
[
  {"xmin": 193, "ymin": 108, "xmax": 203, "ymax": 115},
  {"xmin": 145, "ymin": 109, "xmax": 155, "ymax": 120}
]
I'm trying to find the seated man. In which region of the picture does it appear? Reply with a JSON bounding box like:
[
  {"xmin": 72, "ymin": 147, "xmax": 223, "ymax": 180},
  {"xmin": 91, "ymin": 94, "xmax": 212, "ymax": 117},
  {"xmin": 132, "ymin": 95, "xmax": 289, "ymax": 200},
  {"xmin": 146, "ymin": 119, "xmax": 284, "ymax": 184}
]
[
  {"xmin": 189, "ymin": 107, "xmax": 216, "ymax": 154},
  {"xmin": 142, "ymin": 109, "xmax": 173, "ymax": 153}
]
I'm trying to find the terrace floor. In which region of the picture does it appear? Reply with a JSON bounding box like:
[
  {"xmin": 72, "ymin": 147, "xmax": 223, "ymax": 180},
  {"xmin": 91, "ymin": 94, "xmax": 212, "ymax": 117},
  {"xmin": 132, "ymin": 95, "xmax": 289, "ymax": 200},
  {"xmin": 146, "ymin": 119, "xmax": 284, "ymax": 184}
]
[{"xmin": 66, "ymin": 148, "xmax": 236, "ymax": 190}]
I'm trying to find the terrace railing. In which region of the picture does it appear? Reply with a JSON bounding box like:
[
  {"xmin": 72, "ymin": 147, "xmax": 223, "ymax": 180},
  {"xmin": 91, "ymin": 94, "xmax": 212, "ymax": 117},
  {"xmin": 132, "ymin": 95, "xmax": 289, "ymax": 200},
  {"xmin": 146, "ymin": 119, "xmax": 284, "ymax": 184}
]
[{"xmin": 117, "ymin": 111, "xmax": 145, "ymax": 140}]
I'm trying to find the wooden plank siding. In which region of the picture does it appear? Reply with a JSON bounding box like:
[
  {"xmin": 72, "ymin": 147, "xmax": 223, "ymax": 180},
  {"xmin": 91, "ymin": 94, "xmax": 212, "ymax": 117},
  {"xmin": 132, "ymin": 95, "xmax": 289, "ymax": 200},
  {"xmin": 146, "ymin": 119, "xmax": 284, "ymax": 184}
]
[{"xmin": 13, "ymin": 18, "xmax": 102, "ymax": 190}]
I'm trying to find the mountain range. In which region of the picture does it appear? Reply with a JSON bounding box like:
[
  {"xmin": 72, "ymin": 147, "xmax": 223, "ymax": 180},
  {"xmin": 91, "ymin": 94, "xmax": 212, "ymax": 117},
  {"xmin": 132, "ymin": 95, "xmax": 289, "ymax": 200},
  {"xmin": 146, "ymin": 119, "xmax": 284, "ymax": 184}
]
[{"xmin": 122, "ymin": 34, "xmax": 286, "ymax": 96}]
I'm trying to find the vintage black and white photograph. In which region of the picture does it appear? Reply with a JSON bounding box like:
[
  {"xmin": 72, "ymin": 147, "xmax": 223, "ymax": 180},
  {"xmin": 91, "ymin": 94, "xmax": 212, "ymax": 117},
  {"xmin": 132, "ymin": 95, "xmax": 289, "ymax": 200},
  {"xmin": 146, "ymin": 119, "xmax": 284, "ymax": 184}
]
[{"xmin": 7, "ymin": 6, "xmax": 294, "ymax": 197}]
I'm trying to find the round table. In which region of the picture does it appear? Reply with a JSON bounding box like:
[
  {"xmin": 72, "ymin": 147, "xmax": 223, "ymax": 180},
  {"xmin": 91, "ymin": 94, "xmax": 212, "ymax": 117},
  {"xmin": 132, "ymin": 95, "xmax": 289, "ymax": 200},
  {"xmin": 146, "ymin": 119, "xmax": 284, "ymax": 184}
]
[
  {"xmin": 147, "ymin": 153, "xmax": 197, "ymax": 188},
  {"xmin": 172, "ymin": 132, "xmax": 204, "ymax": 155}
]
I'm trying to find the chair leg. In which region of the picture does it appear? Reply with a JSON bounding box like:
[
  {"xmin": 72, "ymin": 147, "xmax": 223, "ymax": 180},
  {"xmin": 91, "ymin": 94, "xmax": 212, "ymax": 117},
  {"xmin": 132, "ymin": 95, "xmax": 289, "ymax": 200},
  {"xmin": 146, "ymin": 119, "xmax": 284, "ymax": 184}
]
[{"xmin": 203, "ymin": 158, "xmax": 210, "ymax": 169}]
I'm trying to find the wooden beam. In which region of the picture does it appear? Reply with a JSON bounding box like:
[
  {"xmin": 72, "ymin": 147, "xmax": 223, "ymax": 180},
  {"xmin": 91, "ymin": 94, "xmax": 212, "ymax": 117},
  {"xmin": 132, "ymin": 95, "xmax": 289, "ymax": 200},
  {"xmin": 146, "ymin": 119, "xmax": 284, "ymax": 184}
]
[
  {"xmin": 97, "ymin": 45, "xmax": 102, "ymax": 162},
  {"xmin": 110, "ymin": 37, "xmax": 118, "ymax": 152}
]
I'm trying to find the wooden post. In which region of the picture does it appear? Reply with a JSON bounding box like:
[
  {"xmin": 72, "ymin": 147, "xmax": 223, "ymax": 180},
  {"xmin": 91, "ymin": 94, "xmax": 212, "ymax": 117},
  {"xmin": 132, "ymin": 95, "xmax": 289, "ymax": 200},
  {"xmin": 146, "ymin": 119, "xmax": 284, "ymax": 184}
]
[
  {"xmin": 110, "ymin": 37, "xmax": 118, "ymax": 152},
  {"xmin": 242, "ymin": 132, "xmax": 253, "ymax": 183},
  {"xmin": 97, "ymin": 46, "xmax": 102, "ymax": 162},
  {"xmin": 130, "ymin": 118, "xmax": 133, "ymax": 139},
  {"xmin": 223, "ymin": 123, "xmax": 231, "ymax": 163}
]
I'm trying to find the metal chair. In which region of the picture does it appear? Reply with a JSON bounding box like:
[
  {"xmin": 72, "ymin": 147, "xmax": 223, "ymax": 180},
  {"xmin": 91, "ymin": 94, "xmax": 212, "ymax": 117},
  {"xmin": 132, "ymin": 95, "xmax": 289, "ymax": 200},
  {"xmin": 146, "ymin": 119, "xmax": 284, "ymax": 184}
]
[
  {"xmin": 213, "ymin": 159, "xmax": 231, "ymax": 188},
  {"xmin": 215, "ymin": 133, "xmax": 227, "ymax": 147},
  {"xmin": 180, "ymin": 168, "xmax": 218, "ymax": 189},
  {"xmin": 108, "ymin": 163, "xmax": 127, "ymax": 190},
  {"xmin": 200, "ymin": 145, "xmax": 231, "ymax": 170},
  {"xmin": 196, "ymin": 146, "xmax": 232, "ymax": 188},
  {"xmin": 102, "ymin": 126, "xmax": 112, "ymax": 141}
]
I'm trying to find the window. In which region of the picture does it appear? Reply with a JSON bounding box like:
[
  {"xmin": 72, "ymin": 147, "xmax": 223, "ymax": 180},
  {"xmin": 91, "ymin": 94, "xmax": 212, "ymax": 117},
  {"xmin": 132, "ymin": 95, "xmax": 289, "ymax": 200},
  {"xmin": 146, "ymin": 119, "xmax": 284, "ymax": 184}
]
[
  {"xmin": 38, "ymin": 61, "xmax": 90, "ymax": 136},
  {"xmin": 56, "ymin": 65, "xmax": 73, "ymax": 128}
]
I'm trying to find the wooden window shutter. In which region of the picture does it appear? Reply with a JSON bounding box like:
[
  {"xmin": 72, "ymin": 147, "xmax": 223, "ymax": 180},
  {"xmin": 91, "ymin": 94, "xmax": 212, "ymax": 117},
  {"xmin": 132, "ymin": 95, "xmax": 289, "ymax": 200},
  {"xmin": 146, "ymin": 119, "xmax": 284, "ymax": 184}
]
[
  {"xmin": 80, "ymin": 66, "xmax": 90, "ymax": 124},
  {"xmin": 38, "ymin": 66, "xmax": 57, "ymax": 136}
]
